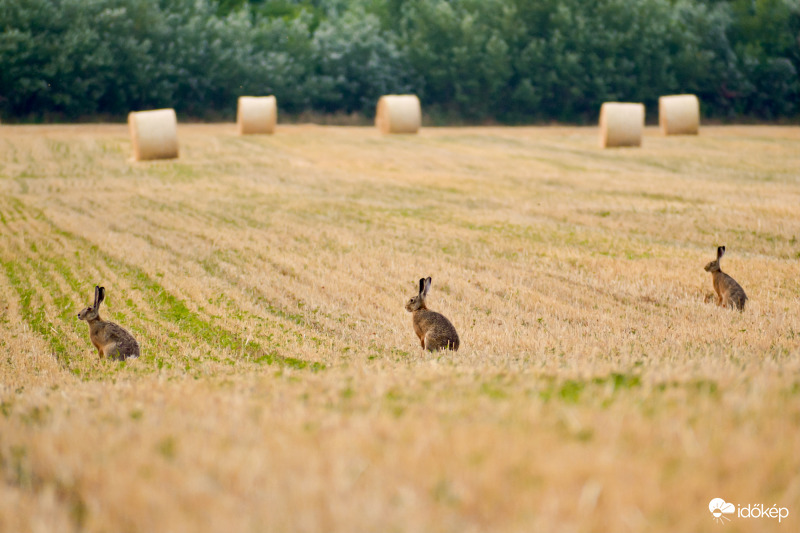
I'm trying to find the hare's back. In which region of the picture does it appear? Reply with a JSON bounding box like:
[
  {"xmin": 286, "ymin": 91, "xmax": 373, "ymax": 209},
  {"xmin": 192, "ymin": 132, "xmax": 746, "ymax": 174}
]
[
  {"xmin": 419, "ymin": 310, "xmax": 460, "ymax": 350},
  {"xmin": 720, "ymin": 273, "xmax": 747, "ymax": 309},
  {"xmin": 106, "ymin": 322, "xmax": 140, "ymax": 357}
]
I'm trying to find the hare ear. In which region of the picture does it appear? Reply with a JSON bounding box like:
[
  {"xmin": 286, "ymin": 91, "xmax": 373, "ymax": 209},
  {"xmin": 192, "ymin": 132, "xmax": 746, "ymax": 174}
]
[
  {"xmin": 423, "ymin": 277, "xmax": 431, "ymax": 297},
  {"xmin": 93, "ymin": 285, "xmax": 100, "ymax": 308},
  {"xmin": 418, "ymin": 278, "xmax": 425, "ymax": 296},
  {"xmin": 96, "ymin": 286, "xmax": 105, "ymax": 308},
  {"xmin": 717, "ymin": 246, "xmax": 726, "ymax": 260}
]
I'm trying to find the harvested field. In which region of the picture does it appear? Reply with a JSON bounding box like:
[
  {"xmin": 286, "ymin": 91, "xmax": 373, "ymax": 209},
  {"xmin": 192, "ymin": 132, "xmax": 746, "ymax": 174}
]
[{"xmin": 1, "ymin": 124, "xmax": 799, "ymax": 532}]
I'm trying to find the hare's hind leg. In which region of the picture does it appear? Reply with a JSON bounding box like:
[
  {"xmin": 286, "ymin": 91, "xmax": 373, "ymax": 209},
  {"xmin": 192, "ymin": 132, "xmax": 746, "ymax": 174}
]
[
  {"xmin": 104, "ymin": 342, "xmax": 122, "ymax": 361},
  {"xmin": 423, "ymin": 332, "xmax": 435, "ymax": 351},
  {"xmin": 424, "ymin": 332, "xmax": 446, "ymax": 351}
]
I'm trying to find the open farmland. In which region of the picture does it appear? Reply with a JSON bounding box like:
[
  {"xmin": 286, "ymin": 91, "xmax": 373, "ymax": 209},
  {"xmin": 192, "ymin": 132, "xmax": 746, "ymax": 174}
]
[{"xmin": 0, "ymin": 124, "xmax": 799, "ymax": 532}]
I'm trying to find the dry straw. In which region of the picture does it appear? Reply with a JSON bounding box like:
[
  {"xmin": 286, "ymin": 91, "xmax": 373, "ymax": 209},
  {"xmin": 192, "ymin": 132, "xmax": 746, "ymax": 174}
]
[
  {"xmin": 2, "ymin": 124, "xmax": 800, "ymax": 533},
  {"xmin": 375, "ymin": 95, "xmax": 421, "ymax": 134},
  {"xmin": 237, "ymin": 96, "xmax": 277, "ymax": 135},
  {"xmin": 128, "ymin": 108, "xmax": 179, "ymax": 161},
  {"xmin": 599, "ymin": 102, "xmax": 645, "ymax": 148},
  {"xmin": 659, "ymin": 94, "xmax": 700, "ymax": 135}
]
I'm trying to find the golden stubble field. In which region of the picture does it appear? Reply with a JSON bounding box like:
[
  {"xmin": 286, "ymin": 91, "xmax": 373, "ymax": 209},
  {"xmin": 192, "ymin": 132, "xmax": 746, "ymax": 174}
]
[{"xmin": 0, "ymin": 123, "xmax": 799, "ymax": 533}]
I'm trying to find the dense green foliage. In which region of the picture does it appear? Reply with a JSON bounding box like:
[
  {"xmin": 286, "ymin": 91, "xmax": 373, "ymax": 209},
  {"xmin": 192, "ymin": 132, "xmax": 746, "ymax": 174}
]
[{"xmin": 1, "ymin": 0, "xmax": 798, "ymax": 122}]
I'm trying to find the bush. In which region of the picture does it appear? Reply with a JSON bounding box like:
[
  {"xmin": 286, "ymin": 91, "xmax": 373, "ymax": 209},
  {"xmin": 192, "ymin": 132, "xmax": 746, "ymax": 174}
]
[
  {"xmin": 0, "ymin": 0, "xmax": 797, "ymax": 122},
  {"xmin": 309, "ymin": 7, "xmax": 412, "ymax": 113}
]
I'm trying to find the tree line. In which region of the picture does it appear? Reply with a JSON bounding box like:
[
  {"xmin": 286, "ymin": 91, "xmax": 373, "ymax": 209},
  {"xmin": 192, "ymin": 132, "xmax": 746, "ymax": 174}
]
[{"xmin": 1, "ymin": 0, "xmax": 798, "ymax": 123}]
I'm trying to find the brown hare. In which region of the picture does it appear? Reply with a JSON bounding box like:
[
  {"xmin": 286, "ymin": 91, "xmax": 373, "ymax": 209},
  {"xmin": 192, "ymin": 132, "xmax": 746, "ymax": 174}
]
[
  {"xmin": 405, "ymin": 277, "xmax": 460, "ymax": 351},
  {"xmin": 704, "ymin": 246, "xmax": 748, "ymax": 311},
  {"xmin": 78, "ymin": 285, "xmax": 140, "ymax": 360}
]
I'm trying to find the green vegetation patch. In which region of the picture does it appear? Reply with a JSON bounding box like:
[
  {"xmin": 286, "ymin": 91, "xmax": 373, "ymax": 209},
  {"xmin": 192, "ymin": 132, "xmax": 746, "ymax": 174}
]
[
  {"xmin": 0, "ymin": 259, "xmax": 74, "ymax": 367},
  {"xmin": 1, "ymin": 199, "xmax": 326, "ymax": 377}
]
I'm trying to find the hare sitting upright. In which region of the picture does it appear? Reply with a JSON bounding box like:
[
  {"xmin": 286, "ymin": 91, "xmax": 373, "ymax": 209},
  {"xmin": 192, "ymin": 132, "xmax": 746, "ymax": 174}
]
[
  {"xmin": 405, "ymin": 276, "xmax": 460, "ymax": 351},
  {"xmin": 704, "ymin": 246, "xmax": 748, "ymax": 311},
  {"xmin": 78, "ymin": 285, "xmax": 140, "ymax": 360}
]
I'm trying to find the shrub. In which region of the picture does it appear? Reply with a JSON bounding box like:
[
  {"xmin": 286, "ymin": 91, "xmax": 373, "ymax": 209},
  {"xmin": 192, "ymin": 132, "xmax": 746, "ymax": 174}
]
[{"xmin": 0, "ymin": 0, "xmax": 797, "ymax": 122}]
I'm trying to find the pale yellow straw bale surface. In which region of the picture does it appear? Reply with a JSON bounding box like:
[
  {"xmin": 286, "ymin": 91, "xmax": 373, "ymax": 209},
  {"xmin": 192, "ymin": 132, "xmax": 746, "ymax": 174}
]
[
  {"xmin": 0, "ymin": 124, "xmax": 799, "ymax": 533},
  {"xmin": 659, "ymin": 94, "xmax": 701, "ymax": 136},
  {"xmin": 237, "ymin": 96, "xmax": 278, "ymax": 135},
  {"xmin": 599, "ymin": 102, "xmax": 645, "ymax": 148},
  {"xmin": 376, "ymin": 95, "xmax": 422, "ymax": 134},
  {"xmin": 128, "ymin": 109, "xmax": 179, "ymax": 161}
]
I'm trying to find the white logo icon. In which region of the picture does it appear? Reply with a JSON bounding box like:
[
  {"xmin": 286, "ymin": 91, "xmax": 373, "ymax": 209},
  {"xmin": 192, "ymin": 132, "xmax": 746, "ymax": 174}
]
[{"xmin": 709, "ymin": 498, "xmax": 735, "ymax": 524}]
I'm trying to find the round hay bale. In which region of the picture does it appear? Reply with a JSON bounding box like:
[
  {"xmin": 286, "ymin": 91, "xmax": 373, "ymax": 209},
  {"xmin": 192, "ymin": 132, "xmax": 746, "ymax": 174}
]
[
  {"xmin": 375, "ymin": 95, "xmax": 421, "ymax": 134},
  {"xmin": 128, "ymin": 108, "xmax": 179, "ymax": 161},
  {"xmin": 237, "ymin": 96, "xmax": 277, "ymax": 135},
  {"xmin": 659, "ymin": 94, "xmax": 699, "ymax": 135},
  {"xmin": 599, "ymin": 102, "xmax": 645, "ymax": 148}
]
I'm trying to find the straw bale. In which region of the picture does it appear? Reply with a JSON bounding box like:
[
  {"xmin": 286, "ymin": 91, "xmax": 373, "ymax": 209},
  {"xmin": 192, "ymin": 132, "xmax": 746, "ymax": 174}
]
[
  {"xmin": 599, "ymin": 102, "xmax": 645, "ymax": 148},
  {"xmin": 128, "ymin": 108, "xmax": 179, "ymax": 161},
  {"xmin": 237, "ymin": 96, "xmax": 277, "ymax": 135},
  {"xmin": 659, "ymin": 94, "xmax": 699, "ymax": 135},
  {"xmin": 375, "ymin": 95, "xmax": 421, "ymax": 134}
]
